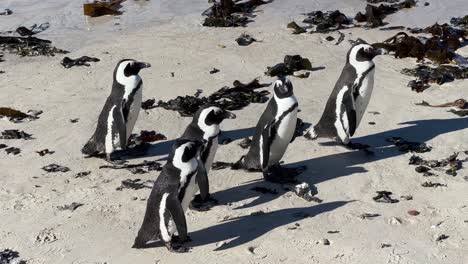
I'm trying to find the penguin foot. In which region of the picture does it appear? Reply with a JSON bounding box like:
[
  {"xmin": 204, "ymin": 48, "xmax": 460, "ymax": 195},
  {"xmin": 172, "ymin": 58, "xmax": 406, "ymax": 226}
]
[
  {"xmin": 263, "ymin": 166, "xmax": 299, "ymax": 184},
  {"xmin": 172, "ymin": 235, "xmax": 192, "ymax": 243},
  {"xmin": 189, "ymin": 194, "xmax": 218, "ymax": 211},
  {"xmin": 165, "ymin": 242, "xmax": 191, "ymax": 253},
  {"xmin": 282, "ymin": 165, "xmax": 307, "ymax": 178}
]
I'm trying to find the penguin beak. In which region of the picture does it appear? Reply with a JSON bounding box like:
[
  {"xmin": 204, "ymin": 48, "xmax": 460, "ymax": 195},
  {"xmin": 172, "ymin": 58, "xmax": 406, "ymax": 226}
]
[
  {"xmin": 136, "ymin": 61, "xmax": 151, "ymax": 69},
  {"xmin": 223, "ymin": 111, "xmax": 236, "ymax": 119}
]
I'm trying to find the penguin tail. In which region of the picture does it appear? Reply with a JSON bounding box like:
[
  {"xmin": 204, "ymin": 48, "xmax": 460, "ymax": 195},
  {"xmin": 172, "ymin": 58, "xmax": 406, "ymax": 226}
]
[
  {"xmin": 81, "ymin": 137, "xmax": 99, "ymax": 155},
  {"xmin": 304, "ymin": 125, "xmax": 319, "ymax": 140}
]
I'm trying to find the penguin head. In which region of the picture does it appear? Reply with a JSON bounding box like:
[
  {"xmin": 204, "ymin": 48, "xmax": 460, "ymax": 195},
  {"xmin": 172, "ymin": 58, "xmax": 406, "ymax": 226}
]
[
  {"xmin": 348, "ymin": 42, "xmax": 386, "ymax": 63},
  {"xmin": 273, "ymin": 77, "xmax": 294, "ymax": 98},
  {"xmin": 195, "ymin": 105, "xmax": 236, "ymax": 127},
  {"xmin": 171, "ymin": 139, "xmax": 206, "ymax": 163},
  {"xmin": 113, "ymin": 59, "xmax": 151, "ymax": 85}
]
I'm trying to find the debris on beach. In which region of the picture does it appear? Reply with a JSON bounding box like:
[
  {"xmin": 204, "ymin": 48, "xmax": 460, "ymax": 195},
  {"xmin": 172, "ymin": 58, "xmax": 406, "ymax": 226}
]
[
  {"xmin": 235, "ymin": 33, "xmax": 258, "ymax": 46},
  {"xmin": 451, "ymin": 15, "xmax": 468, "ymax": 29},
  {"xmin": 0, "ymin": 130, "xmax": 32, "ymax": 140},
  {"xmin": 409, "ymin": 152, "xmax": 465, "ymax": 176},
  {"xmin": 436, "ymin": 234, "xmax": 449, "ymax": 242},
  {"xmin": 287, "ymin": 21, "xmax": 307, "ymax": 34},
  {"xmin": 355, "ymin": 1, "xmax": 416, "ymax": 28},
  {"xmin": 250, "ymin": 186, "xmax": 278, "ymax": 195},
  {"xmin": 141, "ymin": 98, "xmax": 156, "ymax": 110},
  {"xmin": 294, "ymin": 182, "xmax": 322, "ymax": 203},
  {"xmin": 0, "ymin": 249, "xmax": 26, "ymax": 264},
  {"xmin": 359, "ymin": 213, "xmax": 380, "ymax": 219},
  {"xmin": 402, "ymin": 66, "xmax": 468, "ymax": 92},
  {"xmin": 448, "ymin": 109, "xmax": 468, "ymax": 117},
  {"xmin": 209, "ymin": 68, "xmax": 220, "ymax": 74},
  {"xmin": 265, "ymin": 55, "xmax": 312, "ymax": 77},
  {"xmin": 211, "ymin": 161, "xmax": 236, "ymax": 170},
  {"xmin": 421, "ymin": 181, "xmax": 447, "ymax": 188},
  {"xmin": 400, "ymin": 195, "xmax": 413, "ymax": 200},
  {"xmin": 415, "ymin": 165, "xmax": 434, "ymax": 176},
  {"xmin": 16, "ymin": 23, "xmax": 50, "ymax": 36},
  {"xmin": 239, "ymin": 138, "xmax": 252, "ymax": 149},
  {"xmin": 57, "ymin": 202, "xmax": 84, "ymax": 211},
  {"xmin": 35, "ymin": 228, "xmax": 58, "ymax": 244},
  {"xmin": 0, "ymin": 108, "xmax": 41, "ymax": 122},
  {"xmin": 83, "ymin": 0, "xmax": 124, "ymax": 17},
  {"xmin": 153, "ymin": 78, "xmax": 269, "ymax": 117},
  {"xmin": 5, "ymin": 147, "xmax": 20, "ymax": 155},
  {"xmin": 0, "ymin": 144, "xmax": 6, "ymax": 149},
  {"xmin": 36, "ymin": 149, "xmax": 54, "ymax": 156},
  {"xmin": 386, "ymin": 137, "xmax": 431, "ymax": 153},
  {"xmin": 415, "ymin": 99, "xmax": 467, "ymax": 109},
  {"xmin": 130, "ymin": 130, "xmax": 167, "ymax": 144},
  {"xmin": 0, "ymin": 9, "xmax": 13, "ymax": 16},
  {"xmin": 61, "ymin": 56, "xmax": 100, "ymax": 68},
  {"xmin": 42, "ymin": 164, "xmax": 70, "ymax": 173},
  {"xmin": 116, "ymin": 179, "xmax": 153, "ymax": 191},
  {"xmin": 70, "ymin": 118, "xmax": 79, "ymax": 123},
  {"xmin": 302, "ymin": 10, "xmax": 350, "ymax": 33},
  {"xmin": 202, "ymin": 0, "xmax": 268, "ymax": 27},
  {"xmin": 74, "ymin": 171, "xmax": 91, "ymax": 178},
  {"xmin": 373, "ymin": 191, "xmax": 399, "ymax": 203},
  {"xmin": 100, "ymin": 160, "xmax": 162, "ymax": 174},
  {"xmin": 0, "ymin": 36, "xmax": 68, "ymax": 57},
  {"xmin": 317, "ymin": 238, "xmax": 330, "ymax": 245}
]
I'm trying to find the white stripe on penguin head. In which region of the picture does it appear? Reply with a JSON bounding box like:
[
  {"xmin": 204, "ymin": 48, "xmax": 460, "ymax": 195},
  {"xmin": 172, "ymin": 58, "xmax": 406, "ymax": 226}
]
[
  {"xmin": 348, "ymin": 44, "xmax": 375, "ymax": 87},
  {"xmin": 173, "ymin": 142, "xmax": 199, "ymax": 188},
  {"xmin": 197, "ymin": 106, "xmax": 221, "ymax": 140},
  {"xmin": 115, "ymin": 60, "xmax": 142, "ymax": 101}
]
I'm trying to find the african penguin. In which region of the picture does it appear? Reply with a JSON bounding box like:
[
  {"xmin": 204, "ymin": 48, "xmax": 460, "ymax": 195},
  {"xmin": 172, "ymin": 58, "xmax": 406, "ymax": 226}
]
[
  {"xmin": 180, "ymin": 105, "xmax": 236, "ymax": 209},
  {"xmin": 305, "ymin": 42, "xmax": 385, "ymax": 149},
  {"xmin": 81, "ymin": 59, "xmax": 151, "ymax": 160},
  {"xmin": 132, "ymin": 139, "xmax": 207, "ymax": 253},
  {"xmin": 242, "ymin": 77, "xmax": 299, "ymax": 183}
]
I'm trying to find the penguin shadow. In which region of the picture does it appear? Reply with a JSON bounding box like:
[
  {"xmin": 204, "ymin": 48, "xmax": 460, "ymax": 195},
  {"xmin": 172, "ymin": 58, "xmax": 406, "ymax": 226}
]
[
  {"xmin": 219, "ymin": 126, "xmax": 256, "ymax": 144},
  {"xmin": 189, "ymin": 200, "xmax": 350, "ymax": 250},
  {"xmin": 290, "ymin": 117, "xmax": 468, "ymax": 186}
]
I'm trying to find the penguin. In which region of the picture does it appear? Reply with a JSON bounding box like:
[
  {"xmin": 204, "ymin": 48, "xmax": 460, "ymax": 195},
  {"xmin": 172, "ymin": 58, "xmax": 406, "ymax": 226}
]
[
  {"xmin": 241, "ymin": 77, "xmax": 299, "ymax": 183},
  {"xmin": 132, "ymin": 139, "xmax": 207, "ymax": 253},
  {"xmin": 180, "ymin": 105, "xmax": 236, "ymax": 209},
  {"xmin": 305, "ymin": 42, "xmax": 385, "ymax": 149},
  {"xmin": 81, "ymin": 59, "xmax": 151, "ymax": 160}
]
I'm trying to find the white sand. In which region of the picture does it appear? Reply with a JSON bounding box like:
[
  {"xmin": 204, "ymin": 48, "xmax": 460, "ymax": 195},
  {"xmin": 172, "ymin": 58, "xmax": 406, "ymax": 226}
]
[{"xmin": 1, "ymin": 0, "xmax": 467, "ymax": 263}]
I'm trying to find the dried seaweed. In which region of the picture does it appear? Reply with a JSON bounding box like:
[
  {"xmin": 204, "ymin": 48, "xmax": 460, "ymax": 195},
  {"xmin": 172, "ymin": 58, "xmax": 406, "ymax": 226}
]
[
  {"xmin": 421, "ymin": 181, "xmax": 447, "ymax": 188},
  {"xmin": 74, "ymin": 171, "xmax": 91, "ymax": 178},
  {"xmin": 202, "ymin": 0, "xmax": 268, "ymax": 27},
  {"xmin": 302, "ymin": 10, "xmax": 350, "ymax": 33},
  {"xmin": 436, "ymin": 234, "xmax": 449, "ymax": 242},
  {"xmin": 210, "ymin": 68, "xmax": 220, "ymax": 74},
  {"xmin": 235, "ymin": 33, "xmax": 258, "ymax": 46},
  {"xmin": 61, "ymin": 56, "xmax": 100, "ymax": 68},
  {"xmin": 401, "ymin": 65, "xmax": 468, "ymax": 92},
  {"xmin": 42, "ymin": 164, "xmax": 70, "ymax": 173},
  {"xmin": 386, "ymin": 137, "xmax": 431, "ymax": 153},
  {"xmin": 295, "ymin": 182, "xmax": 321, "ymax": 203},
  {"xmin": 0, "ymin": 249, "xmax": 26, "ymax": 264},
  {"xmin": 451, "ymin": 15, "xmax": 468, "ymax": 29},
  {"xmin": 355, "ymin": 1, "xmax": 416, "ymax": 28},
  {"xmin": 0, "ymin": 9, "xmax": 13, "ymax": 16},
  {"xmin": 265, "ymin": 55, "xmax": 312, "ymax": 77},
  {"xmin": 36, "ymin": 149, "xmax": 54, "ymax": 156},
  {"xmin": 153, "ymin": 78, "xmax": 269, "ymax": 117},
  {"xmin": 0, "ymin": 144, "xmax": 6, "ymax": 149},
  {"xmin": 0, "ymin": 130, "xmax": 32, "ymax": 140},
  {"xmin": 250, "ymin": 186, "xmax": 278, "ymax": 194},
  {"xmin": 83, "ymin": 0, "xmax": 124, "ymax": 17},
  {"xmin": 448, "ymin": 109, "xmax": 468, "ymax": 117},
  {"xmin": 0, "ymin": 108, "xmax": 41, "ymax": 122},
  {"xmin": 415, "ymin": 99, "xmax": 467, "ymax": 109},
  {"xmin": 0, "ymin": 36, "xmax": 68, "ymax": 57},
  {"xmin": 57, "ymin": 202, "xmax": 84, "ymax": 211},
  {"xmin": 287, "ymin": 21, "xmax": 307, "ymax": 34},
  {"xmin": 100, "ymin": 160, "xmax": 162, "ymax": 174},
  {"xmin": 116, "ymin": 179, "xmax": 153, "ymax": 191},
  {"xmin": 409, "ymin": 153, "xmax": 465, "ymax": 176},
  {"xmin": 130, "ymin": 130, "xmax": 167, "ymax": 144},
  {"xmin": 373, "ymin": 191, "xmax": 399, "ymax": 203},
  {"xmin": 359, "ymin": 213, "xmax": 380, "ymax": 219},
  {"xmin": 5, "ymin": 147, "xmax": 20, "ymax": 155}
]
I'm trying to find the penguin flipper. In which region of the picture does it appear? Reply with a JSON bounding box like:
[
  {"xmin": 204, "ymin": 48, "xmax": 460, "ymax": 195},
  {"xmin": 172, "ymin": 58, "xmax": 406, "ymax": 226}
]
[
  {"xmin": 342, "ymin": 91, "xmax": 357, "ymax": 137},
  {"xmin": 166, "ymin": 194, "xmax": 188, "ymax": 241},
  {"xmin": 196, "ymin": 159, "xmax": 209, "ymax": 201},
  {"xmin": 113, "ymin": 105, "xmax": 127, "ymax": 149},
  {"xmin": 260, "ymin": 123, "xmax": 275, "ymax": 171}
]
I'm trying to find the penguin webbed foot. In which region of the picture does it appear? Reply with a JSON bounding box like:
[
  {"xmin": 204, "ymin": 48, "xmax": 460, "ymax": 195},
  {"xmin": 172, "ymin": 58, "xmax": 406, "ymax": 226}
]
[
  {"xmin": 345, "ymin": 142, "xmax": 374, "ymax": 155},
  {"xmin": 165, "ymin": 241, "xmax": 191, "ymax": 253},
  {"xmin": 172, "ymin": 235, "xmax": 192, "ymax": 243},
  {"xmin": 189, "ymin": 194, "xmax": 218, "ymax": 211}
]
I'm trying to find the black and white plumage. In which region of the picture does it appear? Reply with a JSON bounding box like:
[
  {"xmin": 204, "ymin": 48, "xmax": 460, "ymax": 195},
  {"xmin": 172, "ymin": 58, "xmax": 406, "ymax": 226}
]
[
  {"xmin": 305, "ymin": 42, "xmax": 385, "ymax": 148},
  {"xmin": 242, "ymin": 77, "xmax": 299, "ymax": 183},
  {"xmin": 180, "ymin": 105, "xmax": 236, "ymax": 209},
  {"xmin": 81, "ymin": 59, "xmax": 151, "ymax": 160},
  {"xmin": 132, "ymin": 139, "xmax": 207, "ymax": 253}
]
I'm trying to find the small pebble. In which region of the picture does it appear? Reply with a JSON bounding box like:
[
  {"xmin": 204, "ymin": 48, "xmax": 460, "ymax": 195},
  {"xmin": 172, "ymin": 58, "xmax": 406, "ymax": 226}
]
[
  {"xmin": 368, "ymin": 121, "xmax": 376, "ymax": 125},
  {"xmin": 436, "ymin": 234, "xmax": 449, "ymax": 242},
  {"xmin": 424, "ymin": 2, "xmax": 429, "ymax": 6},
  {"xmin": 408, "ymin": 210, "xmax": 420, "ymax": 216},
  {"xmin": 381, "ymin": 243, "xmax": 392, "ymax": 248},
  {"xmin": 318, "ymin": 238, "xmax": 330, "ymax": 245},
  {"xmin": 389, "ymin": 217, "xmax": 402, "ymax": 225},
  {"xmin": 400, "ymin": 195, "xmax": 413, "ymax": 201}
]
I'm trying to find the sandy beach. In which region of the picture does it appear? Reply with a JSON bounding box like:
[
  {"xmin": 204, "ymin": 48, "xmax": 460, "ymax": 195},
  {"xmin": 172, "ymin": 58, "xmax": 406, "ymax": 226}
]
[{"xmin": 0, "ymin": 0, "xmax": 467, "ymax": 263}]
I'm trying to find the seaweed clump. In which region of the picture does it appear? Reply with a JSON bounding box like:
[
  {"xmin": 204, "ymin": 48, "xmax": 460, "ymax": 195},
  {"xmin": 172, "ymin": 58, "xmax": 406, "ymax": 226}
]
[
  {"xmin": 202, "ymin": 0, "xmax": 268, "ymax": 27},
  {"xmin": 401, "ymin": 65, "xmax": 468, "ymax": 92},
  {"xmin": 144, "ymin": 78, "xmax": 270, "ymax": 117},
  {"xmin": 0, "ymin": 36, "xmax": 68, "ymax": 57},
  {"xmin": 302, "ymin": 10, "xmax": 350, "ymax": 33},
  {"xmin": 355, "ymin": 0, "xmax": 416, "ymax": 28},
  {"xmin": 265, "ymin": 55, "xmax": 313, "ymax": 77}
]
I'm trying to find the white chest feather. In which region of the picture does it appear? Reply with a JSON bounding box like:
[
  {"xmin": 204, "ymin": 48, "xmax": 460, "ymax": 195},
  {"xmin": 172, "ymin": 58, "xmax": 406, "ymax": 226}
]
[
  {"xmin": 173, "ymin": 156, "xmax": 198, "ymax": 212},
  {"xmin": 204, "ymin": 138, "xmax": 218, "ymax": 174},
  {"xmin": 125, "ymin": 87, "xmax": 142, "ymax": 140},
  {"xmin": 354, "ymin": 69, "xmax": 375, "ymax": 126},
  {"xmin": 268, "ymin": 95, "xmax": 298, "ymax": 165}
]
